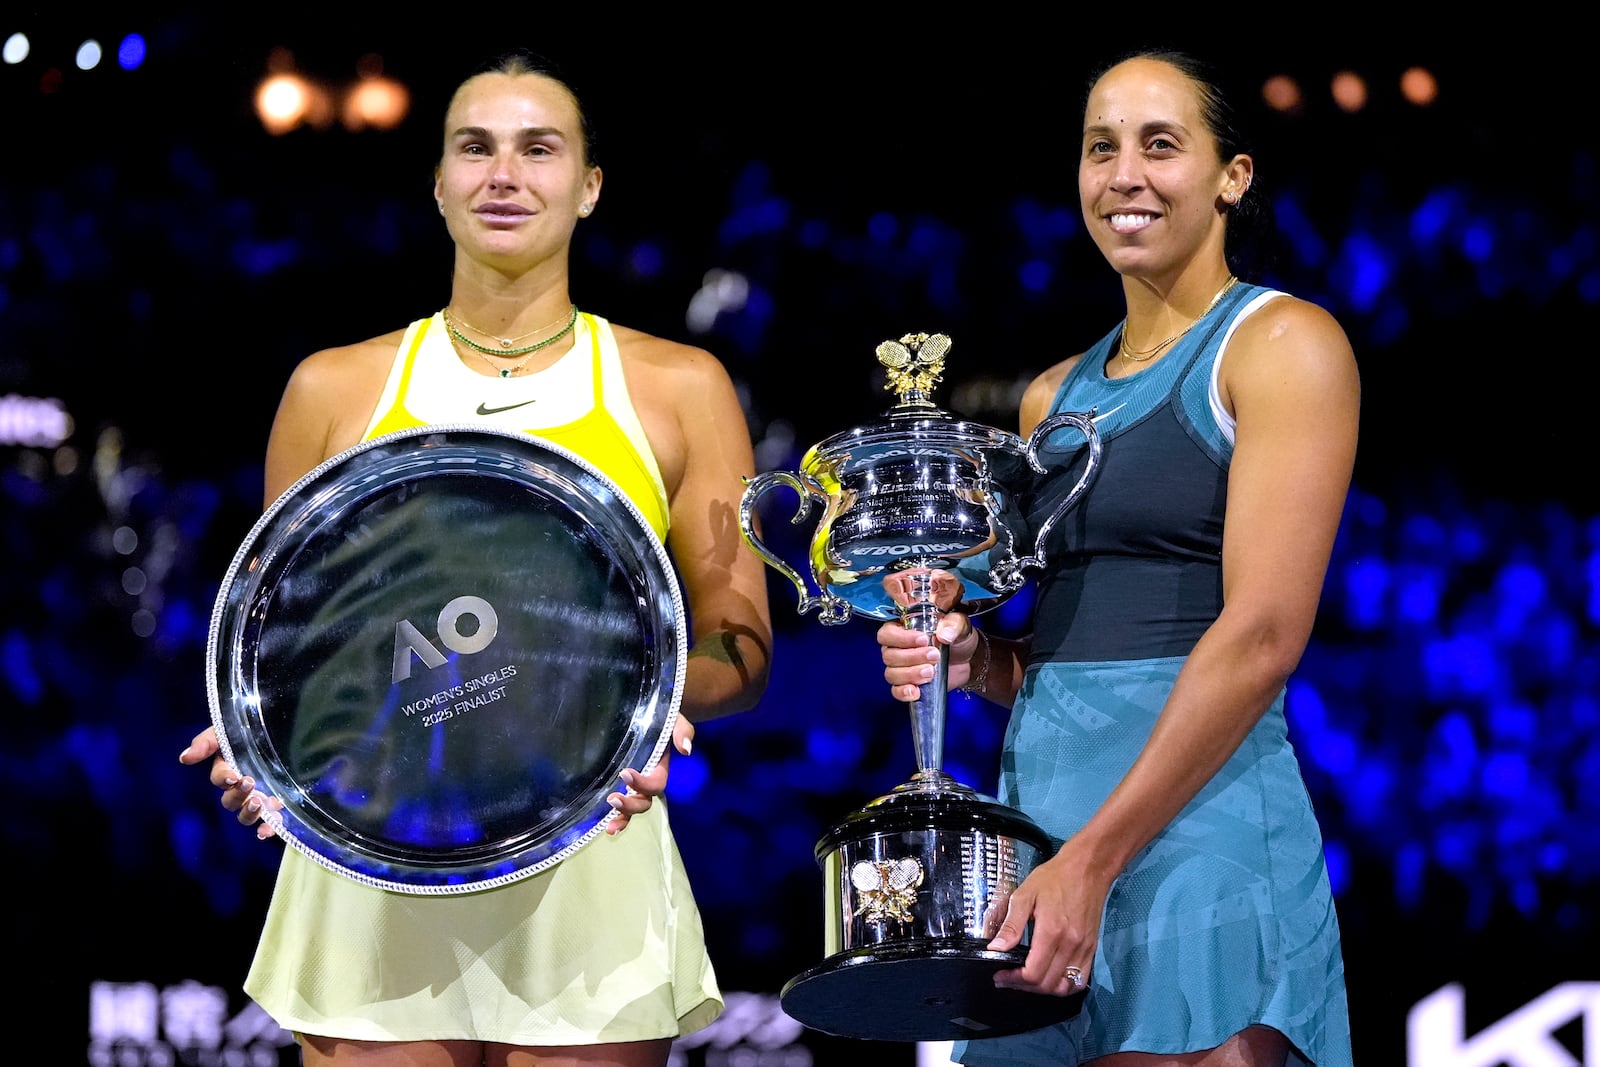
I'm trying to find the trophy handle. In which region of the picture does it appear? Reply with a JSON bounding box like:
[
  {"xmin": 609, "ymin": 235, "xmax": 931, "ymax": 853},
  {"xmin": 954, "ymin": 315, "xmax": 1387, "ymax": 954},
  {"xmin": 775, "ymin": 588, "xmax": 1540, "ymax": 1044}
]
[
  {"xmin": 999, "ymin": 410, "xmax": 1103, "ymax": 581},
  {"xmin": 739, "ymin": 470, "xmax": 853, "ymax": 625}
]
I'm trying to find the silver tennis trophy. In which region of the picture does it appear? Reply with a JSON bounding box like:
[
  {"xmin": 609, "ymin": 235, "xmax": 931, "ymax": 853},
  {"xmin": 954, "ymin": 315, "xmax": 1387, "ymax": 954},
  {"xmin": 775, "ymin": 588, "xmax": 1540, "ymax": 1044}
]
[{"xmin": 738, "ymin": 333, "xmax": 1102, "ymax": 1042}]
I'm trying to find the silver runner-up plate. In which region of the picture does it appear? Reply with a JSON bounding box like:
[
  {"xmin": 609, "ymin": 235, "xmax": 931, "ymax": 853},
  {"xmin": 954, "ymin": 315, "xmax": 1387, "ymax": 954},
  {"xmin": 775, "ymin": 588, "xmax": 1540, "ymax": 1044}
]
[{"xmin": 205, "ymin": 425, "xmax": 686, "ymax": 895}]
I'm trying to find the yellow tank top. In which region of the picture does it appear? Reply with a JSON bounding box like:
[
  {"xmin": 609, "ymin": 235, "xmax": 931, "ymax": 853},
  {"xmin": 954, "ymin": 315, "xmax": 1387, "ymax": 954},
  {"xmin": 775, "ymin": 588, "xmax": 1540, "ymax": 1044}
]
[
  {"xmin": 363, "ymin": 311, "xmax": 670, "ymax": 539},
  {"xmin": 242, "ymin": 312, "xmax": 717, "ymax": 1045}
]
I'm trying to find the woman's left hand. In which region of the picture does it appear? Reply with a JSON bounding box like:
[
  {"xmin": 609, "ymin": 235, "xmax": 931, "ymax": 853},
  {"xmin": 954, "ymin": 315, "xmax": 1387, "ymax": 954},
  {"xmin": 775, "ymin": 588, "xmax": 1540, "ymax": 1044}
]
[
  {"xmin": 985, "ymin": 841, "xmax": 1110, "ymax": 998},
  {"xmin": 605, "ymin": 715, "xmax": 695, "ymax": 834}
]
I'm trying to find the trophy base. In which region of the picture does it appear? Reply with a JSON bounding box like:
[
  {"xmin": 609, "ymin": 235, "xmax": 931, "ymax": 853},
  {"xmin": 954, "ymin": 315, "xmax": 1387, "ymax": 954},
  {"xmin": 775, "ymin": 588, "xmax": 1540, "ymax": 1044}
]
[
  {"xmin": 780, "ymin": 940, "xmax": 1084, "ymax": 1042},
  {"xmin": 785, "ymin": 772, "xmax": 1082, "ymax": 1042}
]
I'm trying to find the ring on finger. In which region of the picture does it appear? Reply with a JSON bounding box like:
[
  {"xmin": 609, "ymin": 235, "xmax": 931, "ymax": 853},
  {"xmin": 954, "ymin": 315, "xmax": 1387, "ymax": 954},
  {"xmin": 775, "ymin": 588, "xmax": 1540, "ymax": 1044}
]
[{"xmin": 1064, "ymin": 966, "xmax": 1083, "ymax": 987}]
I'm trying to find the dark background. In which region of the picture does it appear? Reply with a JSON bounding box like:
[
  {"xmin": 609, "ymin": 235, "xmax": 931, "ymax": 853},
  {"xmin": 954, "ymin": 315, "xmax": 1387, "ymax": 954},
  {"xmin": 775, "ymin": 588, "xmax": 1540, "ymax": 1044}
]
[{"xmin": 4, "ymin": 10, "xmax": 1596, "ymax": 1065}]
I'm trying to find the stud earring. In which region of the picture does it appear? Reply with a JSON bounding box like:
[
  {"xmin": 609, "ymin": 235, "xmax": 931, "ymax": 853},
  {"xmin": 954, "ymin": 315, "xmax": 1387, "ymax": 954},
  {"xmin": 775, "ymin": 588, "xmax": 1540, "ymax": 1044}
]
[
  {"xmin": 579, "ymin": 204, "xmax": 591, "ymax": 217},
  {"xmin": 437, "ymin": 202, "xmax": 445, "ymax": 215},
  {"xmin": 1223, "ymin": 192, "xmax": 1238, "ymax": 204}
]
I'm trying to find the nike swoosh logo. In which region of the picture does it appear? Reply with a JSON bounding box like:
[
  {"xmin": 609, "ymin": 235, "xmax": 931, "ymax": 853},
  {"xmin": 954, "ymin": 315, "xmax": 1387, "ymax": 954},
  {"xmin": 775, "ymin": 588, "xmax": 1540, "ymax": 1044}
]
[
  {"xmin": 1091, "ymin": 403, "xmax": 1126, "ymax": 423},
  {"xmin": 475, "ymin": 399, "xmax": 538, "ymax": 416}
]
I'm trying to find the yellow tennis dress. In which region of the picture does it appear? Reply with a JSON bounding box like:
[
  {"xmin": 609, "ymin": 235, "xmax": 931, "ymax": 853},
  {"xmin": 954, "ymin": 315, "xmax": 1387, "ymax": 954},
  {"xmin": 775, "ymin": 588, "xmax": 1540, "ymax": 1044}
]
[{"xmin": 243, "ymin": 311, "xmax": 721, "ymax": 1045}]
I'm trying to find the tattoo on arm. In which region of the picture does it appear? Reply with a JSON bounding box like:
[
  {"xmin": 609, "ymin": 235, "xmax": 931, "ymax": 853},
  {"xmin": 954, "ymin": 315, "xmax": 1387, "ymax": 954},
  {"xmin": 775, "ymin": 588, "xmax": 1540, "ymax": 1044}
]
[{"xmin": 688, "ymin": 626, "xmax": 767, "ymax": 686}]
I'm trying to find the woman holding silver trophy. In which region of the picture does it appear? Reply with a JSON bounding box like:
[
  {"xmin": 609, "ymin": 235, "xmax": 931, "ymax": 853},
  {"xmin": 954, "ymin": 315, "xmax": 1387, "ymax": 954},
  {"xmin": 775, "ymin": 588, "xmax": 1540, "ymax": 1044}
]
[
  {"xmin": 180, "ymin": 50, "xmax": 773, "ymax": 1067},
  {"xmin": 877, "ymin": 50, "xmax": 1359, "ymax": 1067}
]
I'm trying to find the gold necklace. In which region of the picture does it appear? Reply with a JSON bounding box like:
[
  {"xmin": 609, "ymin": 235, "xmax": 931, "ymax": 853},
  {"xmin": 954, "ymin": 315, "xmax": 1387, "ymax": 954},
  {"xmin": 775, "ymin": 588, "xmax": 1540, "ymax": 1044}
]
[
  {"xmin": 446, "ymin": 305, "xmax": 574, "ymax": 349},
  {"xmin": 1120, "ymin": 276, "xmax": 1240, "ymax": 363},
  {"xmin": 441, "ymin": 305, "xmax": 579, "ymax": 377}
]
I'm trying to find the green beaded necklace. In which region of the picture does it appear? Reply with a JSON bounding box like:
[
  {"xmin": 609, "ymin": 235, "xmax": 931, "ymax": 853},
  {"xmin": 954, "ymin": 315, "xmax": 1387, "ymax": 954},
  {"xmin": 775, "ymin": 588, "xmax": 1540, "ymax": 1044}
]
[{"xmin": 442, "ymin": 304, "xmax": 579, "ymax": 377}]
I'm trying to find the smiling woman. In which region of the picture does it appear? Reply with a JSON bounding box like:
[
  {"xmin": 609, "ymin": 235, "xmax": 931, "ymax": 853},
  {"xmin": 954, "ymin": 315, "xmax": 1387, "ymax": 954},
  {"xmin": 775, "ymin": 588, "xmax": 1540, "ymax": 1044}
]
[
  {"xmin": 178, "ymin": 48, "xmax": 773, "ymax": 1067},
  {"xmin": 875, "ymin": 48, "xmax": 1358, "ymax": 1067}
]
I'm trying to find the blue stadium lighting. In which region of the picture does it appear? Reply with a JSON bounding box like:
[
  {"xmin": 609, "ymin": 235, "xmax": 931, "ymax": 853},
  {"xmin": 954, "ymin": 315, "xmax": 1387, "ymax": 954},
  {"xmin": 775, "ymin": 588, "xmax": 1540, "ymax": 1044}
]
[
  {"xmin": 1432, "ymin": 821, "xmax": 1482, "ymax": 874},
  {"xmin": 2, "ymin": 630, "xmax": 44, "ymax": 702},
  {"xmin": 718, "ymin": 194, "xmax": 789, "ymax": 243},
  {"xmin": 1341, "ymin": 554, "xmax": 1389, "ymax": 629},
  {"xmin": 235, "ymin": 238, "xmax": 301, "ymax": 277},
  {"xmin": 1011, "ymin": 199, "xmax": 1077, "ymax": 247},
  {"xmin": 666, "ymin": 748, "xmax": 709, "ymax": 799},
  {"xmin": 1480, "ymin": 749, "xmax": 1529, "ymax": 799},
  {"xmin": 117, "ymin": 33, "xmax": 145, "ymax": 71},
  {"xmin": 1019, "ymin": 258, "xmax": 1053, "ymax": 293},
  {"xmin": 1323, "ymin": 838, "xmax": 1350, "ymax": 895},
  {"xmin": 1333, "ymin": 232, "xmax": 1389, "ymax": 313},
  {"xmin": 1396, "ymin": 568, "xmax": 1443, "ymax": 625},
  {"xmin": 907, "ymin": 219, "xmax": 950, "ymax": 256},
  {"xmin": 1427, "ymin": 711, "xmax": 1479, "ymax": 797},
  {"xmin": 1579, "ymin": 269, "xmax": 1600, "ymax": 302},
  {"xmin": 1394, "ymin": 842, "xmax": 1427, "ymax": 907},
  {"xmin": 1304, "ymin": 710, "xmax": 1360, "ymax": 778},
  {"xmin": 1492, "ymin": 560, "xmax": 1548, "ymax": 631},
  {"xmin": 1588, "ymin": 542, "xmax": 1600, "ymax": 624},
  {"xmin": 1408, "ymin": 188, "xmax": 1460, "ymax": 247},
  {"xmin": 1461, "ymin": 218, "xmax": 1495, "ymax": 262},
  {"xmin": 1270, "ymin": 192, "xmax": 1330, "ymax": 268},
  {"xmin": 806, "ymin": 725, "xmax": 866, "ymax": 766},
  {"xmin": 867, "ymin": 210, "xmax": 897, "ymax": 243},
  {"xmin": 628, "ymin": 241, "xmax": 664, "ymax": 279}
]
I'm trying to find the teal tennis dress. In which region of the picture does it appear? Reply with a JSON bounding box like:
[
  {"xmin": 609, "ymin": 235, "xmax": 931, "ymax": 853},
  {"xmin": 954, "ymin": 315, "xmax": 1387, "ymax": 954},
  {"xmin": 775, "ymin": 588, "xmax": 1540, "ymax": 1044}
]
[{"xmin": 953, "ymin": 283, "xmax": 1353, "ymax": 1065}]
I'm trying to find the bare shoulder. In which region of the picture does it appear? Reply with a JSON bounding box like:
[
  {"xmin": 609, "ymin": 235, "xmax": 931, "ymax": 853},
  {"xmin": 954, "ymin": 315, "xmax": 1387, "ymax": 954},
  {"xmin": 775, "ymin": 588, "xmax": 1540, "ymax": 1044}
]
[
  {"xmin": 1019, "ymin": 353, "xmax": 1084, "ymax": 435},
  {"xmin": 1230, "ymin": 293, "xmax": 1355, "ymax": 374},
  {"xmin": 286, "ymin": 328, "xmax": 406, "ymax": 395},
  {"xmin": 1222, "ymin": 292, "xmax": 1359, "ymax": 413},
  {"xmin": 604, "ymin": 322, "xmax": 745, "ymax": 492},
  {"xmin": 270, "ymin": 325, "xmax": 410, "ymax": 469},
  {"xmin": 607, "ymin": 321, "xmax": 743, "ymax": 421},
  {"xmin": 609, "ymin": 322, "xmax": 732, "ymax": 386}
]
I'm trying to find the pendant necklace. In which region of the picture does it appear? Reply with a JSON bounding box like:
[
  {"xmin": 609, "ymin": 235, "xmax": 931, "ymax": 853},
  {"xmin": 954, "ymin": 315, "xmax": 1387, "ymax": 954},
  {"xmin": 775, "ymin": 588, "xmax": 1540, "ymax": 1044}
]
[
  {"xmin": 1120, "ymin": 276, "xmax": 1240, "ymax": 364},
  {"xmin": 442, "ymin": 304, "xmax": 579, "ymax": 378}
]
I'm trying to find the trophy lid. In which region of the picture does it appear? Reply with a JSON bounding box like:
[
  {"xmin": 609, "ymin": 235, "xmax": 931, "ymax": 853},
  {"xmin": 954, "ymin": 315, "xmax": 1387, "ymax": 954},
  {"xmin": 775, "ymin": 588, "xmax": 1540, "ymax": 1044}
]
[{"xmin": 799, "ymin": 333, "xmax": 1024, "ymax": 473}]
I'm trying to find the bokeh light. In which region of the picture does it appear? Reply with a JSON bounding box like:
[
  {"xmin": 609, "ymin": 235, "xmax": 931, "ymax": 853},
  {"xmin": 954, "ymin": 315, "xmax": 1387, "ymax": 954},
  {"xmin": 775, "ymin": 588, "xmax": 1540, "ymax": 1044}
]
[
  {"xmin": 1331, "ymin": 69, "xmax": 1368, "ymax": 112},
  {"xmin": 1262, "ymin": 73, "xmax": 1303, "ymax": 112},
  {"xmin": 1400, "ymin": 65, "xmax": 1438, "ymax": 106}
]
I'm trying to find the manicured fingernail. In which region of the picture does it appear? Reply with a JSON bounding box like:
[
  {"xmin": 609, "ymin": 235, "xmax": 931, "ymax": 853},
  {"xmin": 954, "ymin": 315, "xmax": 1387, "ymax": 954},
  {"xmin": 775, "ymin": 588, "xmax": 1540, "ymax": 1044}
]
[
  {"xmin": 681, "ymin": 737, "xmax": 692, "ymax": 755},
  {"xmin": 224, "ymin": 775, "xmax": 240, "ymax": 788}
]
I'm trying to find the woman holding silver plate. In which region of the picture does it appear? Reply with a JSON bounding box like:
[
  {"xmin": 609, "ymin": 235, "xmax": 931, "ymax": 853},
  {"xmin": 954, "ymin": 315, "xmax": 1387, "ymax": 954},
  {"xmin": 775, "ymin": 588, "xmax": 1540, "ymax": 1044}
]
[
  {"xmin": 876, "ymin": 50, "xmax": 1359, "ymax": 1066},
  {"xmin": 180, "ymin": 49, "xmax": 772, "ymax": 1067}
]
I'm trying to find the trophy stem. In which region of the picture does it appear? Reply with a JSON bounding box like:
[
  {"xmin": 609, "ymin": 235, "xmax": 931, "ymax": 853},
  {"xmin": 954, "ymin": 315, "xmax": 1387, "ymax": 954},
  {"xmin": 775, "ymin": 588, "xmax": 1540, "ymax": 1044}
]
[
  {"xmin": 908, "ymin": 643, "xmax": 947, "ymax": 777},
  {"xmin": 901, "ymin": 572, "xmax": 947, "ymax": 778}
]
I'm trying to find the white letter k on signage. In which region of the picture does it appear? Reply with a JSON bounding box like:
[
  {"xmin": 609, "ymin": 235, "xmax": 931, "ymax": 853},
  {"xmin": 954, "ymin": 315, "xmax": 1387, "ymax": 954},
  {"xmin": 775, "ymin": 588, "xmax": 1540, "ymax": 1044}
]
[{"xmin": 1408, "ymin": 982, "xmax": 1600, "ymax": 1067}]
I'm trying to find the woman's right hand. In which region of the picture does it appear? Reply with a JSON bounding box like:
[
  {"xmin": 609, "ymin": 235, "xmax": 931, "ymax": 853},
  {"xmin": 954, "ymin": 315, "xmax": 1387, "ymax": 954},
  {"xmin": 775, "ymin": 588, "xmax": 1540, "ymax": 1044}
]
[
  {"xmin": 878, "ymin": 611, "xmax": 980, "ymax": 702},
  {"xmin": 179, "ymin": 726, "xmax": 283, "ymax": 840}
]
